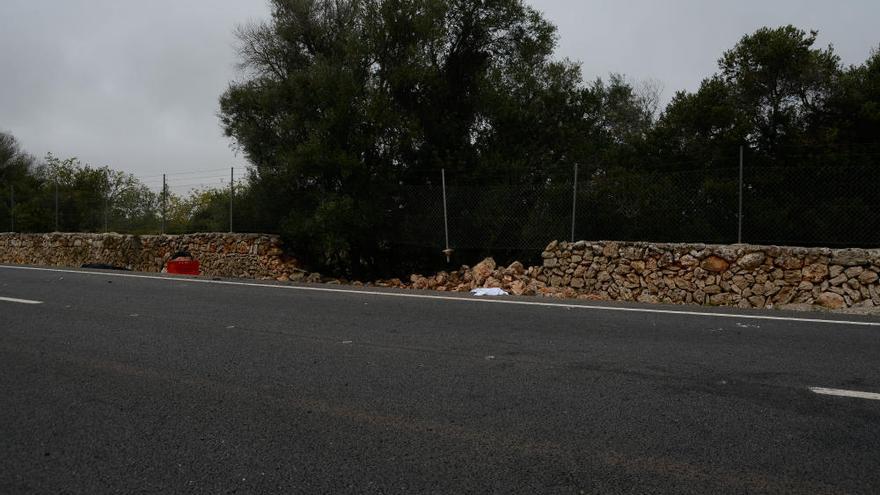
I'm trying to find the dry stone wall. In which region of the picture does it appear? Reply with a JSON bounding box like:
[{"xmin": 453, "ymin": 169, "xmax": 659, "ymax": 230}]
[
  {"xmin": 0, "ymin": 233, "xmax": 302, "ymax": 280},
  {"xmin": 536, "ymin": 241, "xmax": 880, "ymax": 310},
  {"xmin": 3, "ymin": 233, "xmax": 879, "ymax": 311},
  {"xmin": 386, "ymin": 241, "xmax": 880, "ymax": 311}
]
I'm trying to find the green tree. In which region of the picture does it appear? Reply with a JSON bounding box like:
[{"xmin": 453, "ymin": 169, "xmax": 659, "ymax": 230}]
[
  {"xmin": 648, "ymin": 26, "xmax": 880, "ymax": 246},
  {"xmin": 220, "ymin": 0, "xmax": 601, "ymax": 275},
  {"xmin": 0, "ymin": 132, "xmax": 39, "ymax": 231},
  {"xmin": 653, "ymin": 25, "xmax": 841, "ymax": 163},
  {"xmin": 42, "ymin": 153, "xmax": 108, "ymax": 232},
  {"xmin": 822, "ymin": 47, "xmax": 880, "ymax": 144},
  {"xmin": 103, "ymin": 168, "xmax": 160, "ymax": 233},
  {"xmin": 163, "ymin": 186, "xmax": 229, "ymax": 234},
  {"xmin": 718, "ymin": 26, "xmax": 840, "ymax": 151},
  {"xmin": 32, "ymin": 153, "xmax": 161, "ymax": 234}
]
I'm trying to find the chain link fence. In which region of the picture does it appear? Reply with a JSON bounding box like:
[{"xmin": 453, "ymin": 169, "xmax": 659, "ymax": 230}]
[
  {"xmin": 3, "ymin": 151, "xmax": 880, "ymax": 251},
  {"xmin": 395, "ymin": 162, "xmax": 879, "ymax": 252},
  {"xmin": 0, "ymin": 168, "xmax": 248, "ymax": 236},
  {"xmin": 395, "ymin": 167, "xmax": 741, "ymax": 251},
  {"xmin": 742, "ymin": 164, "xmax": 880, "ymax": 246}
]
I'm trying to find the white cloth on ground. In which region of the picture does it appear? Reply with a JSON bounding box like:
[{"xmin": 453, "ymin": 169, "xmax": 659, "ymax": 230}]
[{"xmin": 470, "ymin": 288, "xmax": 509, "ymax": 297}]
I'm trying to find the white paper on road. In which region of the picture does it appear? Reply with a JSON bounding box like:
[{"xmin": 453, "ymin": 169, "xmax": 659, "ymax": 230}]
[{"xmin": 470, "ymin": 288, "xmax": 509, "ymax": 297}]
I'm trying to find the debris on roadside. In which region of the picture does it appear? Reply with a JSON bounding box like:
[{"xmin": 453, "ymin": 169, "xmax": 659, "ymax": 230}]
[
  {"xmin": 81, "ymin": 263, "xmax": 130, "ymax": 271},
  {"xmin": 165, "ymin": 250, "xmax": 201, "ymax": 275},
  {"xmin": 470, "ymin": 288, "xmax": 509, "ymax": 297}
]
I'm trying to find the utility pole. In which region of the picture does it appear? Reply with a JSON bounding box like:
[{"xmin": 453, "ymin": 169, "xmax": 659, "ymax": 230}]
[
  {"xmin": 229, "ymin": 167, "xmax": 234, "ymax": 233},
  {"xmin": 161, "ymin": 174, "xmax": 166, "ymax": 235}
]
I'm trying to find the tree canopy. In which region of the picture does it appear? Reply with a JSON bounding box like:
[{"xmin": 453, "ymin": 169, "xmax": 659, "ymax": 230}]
[
  {"xmin": 220, "ymin": 0, "xmax": 659, "ymax": 274},
  {"xmin": 646, "ymin": 27, "xmax": 879, "ymax": 245}
]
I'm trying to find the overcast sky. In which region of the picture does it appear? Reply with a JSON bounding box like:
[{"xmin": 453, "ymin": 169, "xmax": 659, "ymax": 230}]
[{"xmin": 1, "ymin": 1, "xmax": 878, "ymax": 185}]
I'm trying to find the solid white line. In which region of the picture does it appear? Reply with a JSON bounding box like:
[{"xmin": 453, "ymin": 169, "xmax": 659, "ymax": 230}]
[
  {"xmin": 810, "ymin": 387, "xmax": 880, "ymax": 401},
  {"xmin": 0, "ymin": 296, "xmax": 43, "ymax": 305},
  {"xmin": 1, "ymin": 264, "xmax": 880, "ymax": 327}
]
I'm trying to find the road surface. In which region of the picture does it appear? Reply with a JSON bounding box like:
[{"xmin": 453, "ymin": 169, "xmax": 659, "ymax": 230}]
[{"xmin": 1, "ymin": 265, "xmax": 879, "ymax": 494}]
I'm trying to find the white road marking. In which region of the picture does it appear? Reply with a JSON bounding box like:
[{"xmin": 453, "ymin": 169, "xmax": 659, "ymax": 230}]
[
  {"xmin": 2, "ymin": 264, "xmax": 880, "ymax": 327},
  {"xmin": 810, "ymin": 387, "xmax": 880, "ymax": 401},
  {"xmin": 0, "ymin": 296, "xmax": 43, "ymax": 305}
]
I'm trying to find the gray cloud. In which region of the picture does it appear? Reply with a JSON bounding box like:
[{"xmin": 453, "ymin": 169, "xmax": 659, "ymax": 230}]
[
  {"xmin": 1, "ymin": 0, "xmax": 878, "ymax": 181},
  {"xmin": 1, "ymin": 0, "xmax": 270, "ymax": 183}
]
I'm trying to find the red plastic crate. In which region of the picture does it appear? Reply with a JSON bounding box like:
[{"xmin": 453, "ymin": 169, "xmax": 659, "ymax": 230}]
[{"xmin": 166, "ymin": 260, "xmax": 200, "ymax": 275}]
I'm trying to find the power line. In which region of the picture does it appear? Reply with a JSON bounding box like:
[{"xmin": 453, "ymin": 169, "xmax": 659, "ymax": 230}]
[{"xmin": 139, "ymin": 167, "xmax": 239, "ymax": 180}]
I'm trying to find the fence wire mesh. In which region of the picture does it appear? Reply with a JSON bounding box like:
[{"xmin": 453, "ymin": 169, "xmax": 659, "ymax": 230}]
[
  {"xmin": 742, "ymin": 164, "xmax": 880, "ymax": 247},
  {"xmin": 2, "ymin": 151, "xmax": 880, "ymax": 250},
  {"xmin": 389, "ymin": 161, "xmax": 878, "ymax": 250}
]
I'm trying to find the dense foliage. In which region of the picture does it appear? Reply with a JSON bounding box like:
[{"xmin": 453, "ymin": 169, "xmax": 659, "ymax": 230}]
[
  {"xmin": 0, "ymin": 134, "xmax": 248, "ymax": 235},
  {"xmin": 644, "ymin": 27, "xmax": 880, "ymax": 246},
  {"xmin": 218, "ymin": 0, "xmax": 662, "ymax": 275}
]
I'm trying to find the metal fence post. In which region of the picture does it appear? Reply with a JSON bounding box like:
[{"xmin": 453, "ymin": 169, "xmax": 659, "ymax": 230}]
[
  {"xmin": 103, "ymin": 171, "xmax": 109, "ymax": 233},
  {"xmin": 161, "ymin": 174, "xmax": 166, "ymax": 235},
  {"xmin": 571, "ymin": 163, "xmax": 579, "ymax": 243},
  {"xmin": 441, "ymin": 169, "xmax": 451, "ymax": 262},
  {"xmin": 9, "ymin": 184, "xmax": 13, "ymax": 233},
  {"xmin": 229, "ymin": 167, "xmax": 234, "ymax": 233},
  {"xmin": 54, "ymin": 179, "xmax": 59, "ymax": 232},
  {"xmin": 738, "ymin": 146, "xmax": 744, "ymax": 244}
]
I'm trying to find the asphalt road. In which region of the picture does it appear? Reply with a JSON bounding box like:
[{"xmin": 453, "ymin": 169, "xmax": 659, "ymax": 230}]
[{"xmin": 1, "ymin": 265, "xmax": 880, "ymax": 494}]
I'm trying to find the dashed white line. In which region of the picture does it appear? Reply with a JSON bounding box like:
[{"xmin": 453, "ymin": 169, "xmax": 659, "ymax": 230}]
[
  {"xmin": 2, "ymin": 264, "xmax": 880, "ymax": 327},
  {"xmin": 810, "ymin": 387, "xmax": 880, "ymax": 401},
  {"xmin": 0, "ymin": 296, "xmax": 43, "ymax": 305}
]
